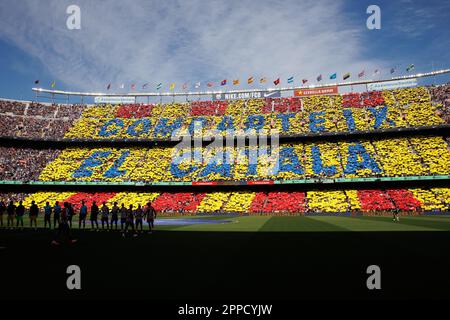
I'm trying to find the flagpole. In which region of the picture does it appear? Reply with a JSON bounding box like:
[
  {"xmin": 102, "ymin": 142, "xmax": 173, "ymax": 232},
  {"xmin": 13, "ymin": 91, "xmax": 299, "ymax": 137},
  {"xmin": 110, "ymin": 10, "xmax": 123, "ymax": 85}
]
[{"xmin": 432, "ymin": 60, "xmax": 435, "ymax": 86}]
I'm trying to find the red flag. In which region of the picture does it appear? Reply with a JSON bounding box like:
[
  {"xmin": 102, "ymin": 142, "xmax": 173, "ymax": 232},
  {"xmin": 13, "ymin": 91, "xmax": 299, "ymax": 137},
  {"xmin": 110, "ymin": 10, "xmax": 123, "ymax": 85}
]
[
  {"xmin": 273, "ymin": 78, "xmax": 280, "ymax": 86},
  {"xmin": 302, "ymin": 79, "xmax": 308, "ymax": 84},
  {"xmin": 207, "ymin": 82, "xmax": 214, "ymax": 87},
  {"xmin": 131, "ymin": 84, "xmax": 136, "ymax": 90},
  {"xmin": 221, "ymin": 79, "xmax": 227, "ymax": 86}
]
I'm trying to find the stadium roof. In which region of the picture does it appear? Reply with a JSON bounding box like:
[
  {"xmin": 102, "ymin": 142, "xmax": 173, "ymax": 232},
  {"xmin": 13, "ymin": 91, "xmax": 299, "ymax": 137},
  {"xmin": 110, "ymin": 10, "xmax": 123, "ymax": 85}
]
[{"xmin": 32, "ymin": 69, "xmax": 450, "ymax": 98}]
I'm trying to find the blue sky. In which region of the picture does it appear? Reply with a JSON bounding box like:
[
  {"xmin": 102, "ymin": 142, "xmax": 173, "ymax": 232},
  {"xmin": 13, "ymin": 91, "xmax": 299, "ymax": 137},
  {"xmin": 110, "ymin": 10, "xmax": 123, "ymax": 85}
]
[{"xmin": 0, "ymin": 0, "xmax": 449, "ymax": 102}]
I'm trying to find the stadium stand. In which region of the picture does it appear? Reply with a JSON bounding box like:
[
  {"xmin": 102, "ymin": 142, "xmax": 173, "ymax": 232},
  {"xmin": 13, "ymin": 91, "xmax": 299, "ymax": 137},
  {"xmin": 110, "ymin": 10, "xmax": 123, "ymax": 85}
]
[
  {"xmin": 0, "ymin": 85, "xmax": 449, "ymax": 216},
  {"xmin": 1, "ymin": 85, "xmax": 448, "ymax": 141},
  {"xmin": 1, "ymin": 188, "xmax": 449, "ymax": 215},
  {"xmin": 0, "ymin": 135, "xmax": 445, "ymax": 183},
  {"xmin": 0, "ymin": 100, "xmax": 84, "ymax": 139}
]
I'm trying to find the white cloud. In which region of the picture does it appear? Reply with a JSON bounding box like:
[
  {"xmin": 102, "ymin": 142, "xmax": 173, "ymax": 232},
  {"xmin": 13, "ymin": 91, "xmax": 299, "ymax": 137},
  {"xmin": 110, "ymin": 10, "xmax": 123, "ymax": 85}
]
[{"xmin": 0, "ymin": 0, "xmax": 387, "ymax": 92}]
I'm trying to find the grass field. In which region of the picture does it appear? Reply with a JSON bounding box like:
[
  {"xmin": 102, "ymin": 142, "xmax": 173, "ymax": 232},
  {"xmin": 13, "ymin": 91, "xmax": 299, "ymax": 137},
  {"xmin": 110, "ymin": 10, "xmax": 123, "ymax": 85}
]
[
  {"xmin": 1, "ymin": 215, "xmax": 450, "ymax": 301},
  {"xmin": 155, "ymin": 215, "xmax": 450, "ymax": 232},
  {"xmin": 3, "ymin": 214, "xmax": 450, "ymax": 232}
]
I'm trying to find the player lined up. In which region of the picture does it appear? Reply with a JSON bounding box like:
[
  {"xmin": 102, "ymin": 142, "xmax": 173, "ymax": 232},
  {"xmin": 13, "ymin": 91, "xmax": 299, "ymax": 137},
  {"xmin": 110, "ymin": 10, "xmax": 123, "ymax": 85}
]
[{"xmin": 0, "ymin": 200, "xmax": 157, "ymax": 233}]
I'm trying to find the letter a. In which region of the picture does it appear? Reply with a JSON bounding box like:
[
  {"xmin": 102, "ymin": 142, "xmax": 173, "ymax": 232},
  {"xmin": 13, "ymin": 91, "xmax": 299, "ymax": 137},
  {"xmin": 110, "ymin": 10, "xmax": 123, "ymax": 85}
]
[
  {"xmin": 366, "ymin": 5, "xmax": 381, "ymax": 30},
  {"xmin": 366, "ymin": 265, "xmax": 381, "ymax": 290},
  {"xmin": 66, "ymin": 5, "xmax": 81, "ymax": 30},
  {"xmin": 66, "ymin": 265, "xmax": 81, "ymax": 290}
]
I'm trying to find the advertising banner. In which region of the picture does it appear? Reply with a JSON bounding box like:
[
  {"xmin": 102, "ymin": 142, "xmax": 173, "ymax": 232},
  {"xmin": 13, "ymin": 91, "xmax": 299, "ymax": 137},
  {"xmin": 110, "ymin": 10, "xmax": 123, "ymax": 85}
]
[
  {"xmin": 94, "ymin": 96, "xmax": 136, "ymax": 104},
  {"xmin": 247, "ymin": 180, "xmax": 275, "ymax": 185},
  {"xmin": 367, "ymin": 78, "xmax": 417, "ymax": 91},
  {"xmin": 212, "ymin": 90, "xmax": 281, "ymax": 101},
  {"xmin": 294, "ymin": 86, "xmax": 338, "ymax": 97}
]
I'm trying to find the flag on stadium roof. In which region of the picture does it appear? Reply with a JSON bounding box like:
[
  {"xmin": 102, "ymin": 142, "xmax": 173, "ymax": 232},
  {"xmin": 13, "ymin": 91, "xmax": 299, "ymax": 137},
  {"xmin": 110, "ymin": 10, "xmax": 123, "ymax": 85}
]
[
  {"xmin": 343, "ymin": 73, "xmax": 350, "ymax": 80},
  {"xmin": 194, "ymin": 82, "xmax": 201, "ymax": 88},
  {"xmin": 51, "ymin": 81, "xmax": 56, "ymax": 88},
  {"xmin": 120, "ymin": 83, "xmax": 125, "ymax": 89},
  {"xmin": 302, "ymin": 79, "xmax": 308, "ymax": 84},
  {"xmin": 182, "ymin": 83, "xmax": 188, "ymax": 90},
  {"xmin": 221, "ymin": 79, "xmax": 227, "ymax": 86},
  {"xmin": 406, "ymin": 64, "xmax": 415, "ymax": 72},
  {"xmin": 260, "ymin": 77, "xmax": 267, "ymax": 84},
  {"xmin": 156, "ymin": 83, "xmax": 162, "ymax": 90},
  {"xmin": 316, "ymin": 74, "xmax": 322, "ymax": 82},
  {"xmin": 142, "ymin": 83, "xmax": 149, "ymax": 89},
  {"xmin": 287, "ymin": 76, "xmax": 294, "ymax": 84},
  {"xmin": 329, "ymin": 73, "xmax": 336, "ymax": 80},
  {"xmin": 358, "ymin": 70, "xmax": 365, "ymax": 78},
  {"xmin": 373, "ymin": 69, "xmax": 380, "ymax": 76},
  {"xmin": 107, "ymin": 83, "xmax": 111, "ymax": 90},
  {"xmin": 390, "ymin": 67, "xmax": 396, "ymax": 74},
  {"xmin": 207, "ymin": 82, "xmax": 214, "ymax": 87},
  {"xmin": 233, "ymin": 79, "xmax": 240, "ymax": 85},
  {"xmin": 131, "ymin": 84, "xmax": 136, "ymax": 90},
  {"xmin": 248, "ymin": 77, "xmax": 254, "ymax": 84},
  {"xmin": 34, "ymin": 80, "xmax": 39, "ymax": 84},
  {"xmin": 169, "ymin": 83, "xmax": 175, "ymax": 90},
  {"xmin": 273, "ymin": 78, "xmax": 280, "ymax": 86}
]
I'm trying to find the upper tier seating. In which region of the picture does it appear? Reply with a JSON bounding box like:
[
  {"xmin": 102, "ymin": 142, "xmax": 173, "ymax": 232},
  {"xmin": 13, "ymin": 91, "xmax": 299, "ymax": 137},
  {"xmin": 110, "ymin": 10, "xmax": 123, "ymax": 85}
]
[{"xmin": 0, "ymin": 85, "xmax": 449, "ymax": 140}]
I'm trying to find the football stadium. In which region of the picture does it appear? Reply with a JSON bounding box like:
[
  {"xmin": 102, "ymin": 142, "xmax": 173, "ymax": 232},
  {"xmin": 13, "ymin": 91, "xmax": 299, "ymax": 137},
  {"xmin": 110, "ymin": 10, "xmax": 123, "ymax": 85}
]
[{"xmin": 1, "ymin": 0, "xmax": 450, "ymax": 305}]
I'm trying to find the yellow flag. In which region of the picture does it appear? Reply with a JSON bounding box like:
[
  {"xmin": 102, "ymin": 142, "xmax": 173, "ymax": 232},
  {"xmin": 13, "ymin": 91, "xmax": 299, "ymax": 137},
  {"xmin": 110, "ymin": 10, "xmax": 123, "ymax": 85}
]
[
  {"xmin": 169, "ymin": 83, "xmax": 175, "ymax": 90},
  {"xmin": 233, "ymin": 79, "xmax": 240, "ymax": 85},
  {"xmin": 51, "ymin": 81, "xmax": 56, "ymax": 88}
]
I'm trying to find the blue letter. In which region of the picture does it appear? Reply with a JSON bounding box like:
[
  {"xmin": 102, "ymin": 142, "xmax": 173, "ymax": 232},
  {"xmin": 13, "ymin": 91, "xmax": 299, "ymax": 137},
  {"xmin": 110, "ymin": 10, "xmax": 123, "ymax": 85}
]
[
  {"xmin": 276, "ymin": 113, "xmax": 295, "ymax": 132},
  {"xmin": 153, "ymin": 117, "xmax": 183, "ymax": 138},
  {"xmin": 311, "ymin": 145, "xmax": 337, "ymax": 176},
  {"xmin": 126, "ymin": 119, "xmax": 151, "ymax": 137},
  {"xmin": 198, "ymin": 151, "xmax": 232, "ymax": 178},
  {"xmin": 98, "ymin": 119, "xmax": 124, "ymax": 137},
  {"xmin": 188, "ymin": 117, "xmax": 208, "ymax": 136},
  {"xmin": 72, "ymin": 151, "xmax": 111, "ymax": 178},
  {"xmin": 274, "ymin": 147, "xmax": 304, "ymax": 175},
  {"xmin": 343, "ymin": 109, "xmax": 356, "ymax": 131},
  {"xmin": 309, "ymin": 111, "xmax": 326, "ymax": 133},
  {"xmin": 104, "ymin": 150, "xmax": 130, "ymax": 178},
  {"xmin": 344, "ymin": 143, "xmax": 381, "ymax": 175},
  {"xmin": 245, "ymin": 115, "xmax": 265, "ymax": 132},
  {"xmin": 216, "ymin": 116, "xmax": 235, "ymax": 132},
  {"xmin": 170, "ymin": 150, "xmax": 199, "ymax": 178},
  {"xmin": 368, "ymin": 106, "xmax": 395, "ymax": 129}
]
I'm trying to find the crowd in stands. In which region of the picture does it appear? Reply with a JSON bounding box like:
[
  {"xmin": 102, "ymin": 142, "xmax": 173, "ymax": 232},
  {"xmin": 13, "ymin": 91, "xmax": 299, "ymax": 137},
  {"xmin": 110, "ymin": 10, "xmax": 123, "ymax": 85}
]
[
  {"xmin": 430, "ymin": 83, "xmax": 450, "ymax": 123},
  {"xmin": 0, "ymin": 135, "xmax": 447, "ymax": 183},
  {"xmin": 0, "ymin": 86, "xmax": 449, "ymax": 217},
  {"xmin": 64, "ymin": 87, "xmax": 448, "ymax": 140},
  {"xmin": 1, "ymin": 189, "xmax": 449, "ymax": 219},
  {"xmin": 0, "ymin": 86, "xmax": 448, "ymax": 141},
  {"xmin": 0, "ymin": 100, "xmax": 84, "ymax": 139},
  {"xmin": 29, "ymin": 135, "xmax": 449, "ymax": 183},
  {"xmin": 0, "ymin": 147, "xmax": 60, "ymax": 181}
]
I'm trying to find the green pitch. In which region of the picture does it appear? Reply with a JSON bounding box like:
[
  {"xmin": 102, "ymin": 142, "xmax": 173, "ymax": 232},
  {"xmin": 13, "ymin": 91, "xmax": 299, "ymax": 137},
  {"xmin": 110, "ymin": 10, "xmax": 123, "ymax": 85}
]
[
  {"xmin": 156, "ymin": 215, "xmax": 450, "ymax": 232},
  {"xmin": 9, "ymin": 214, "xmax": 450, "ymax": 232}
]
